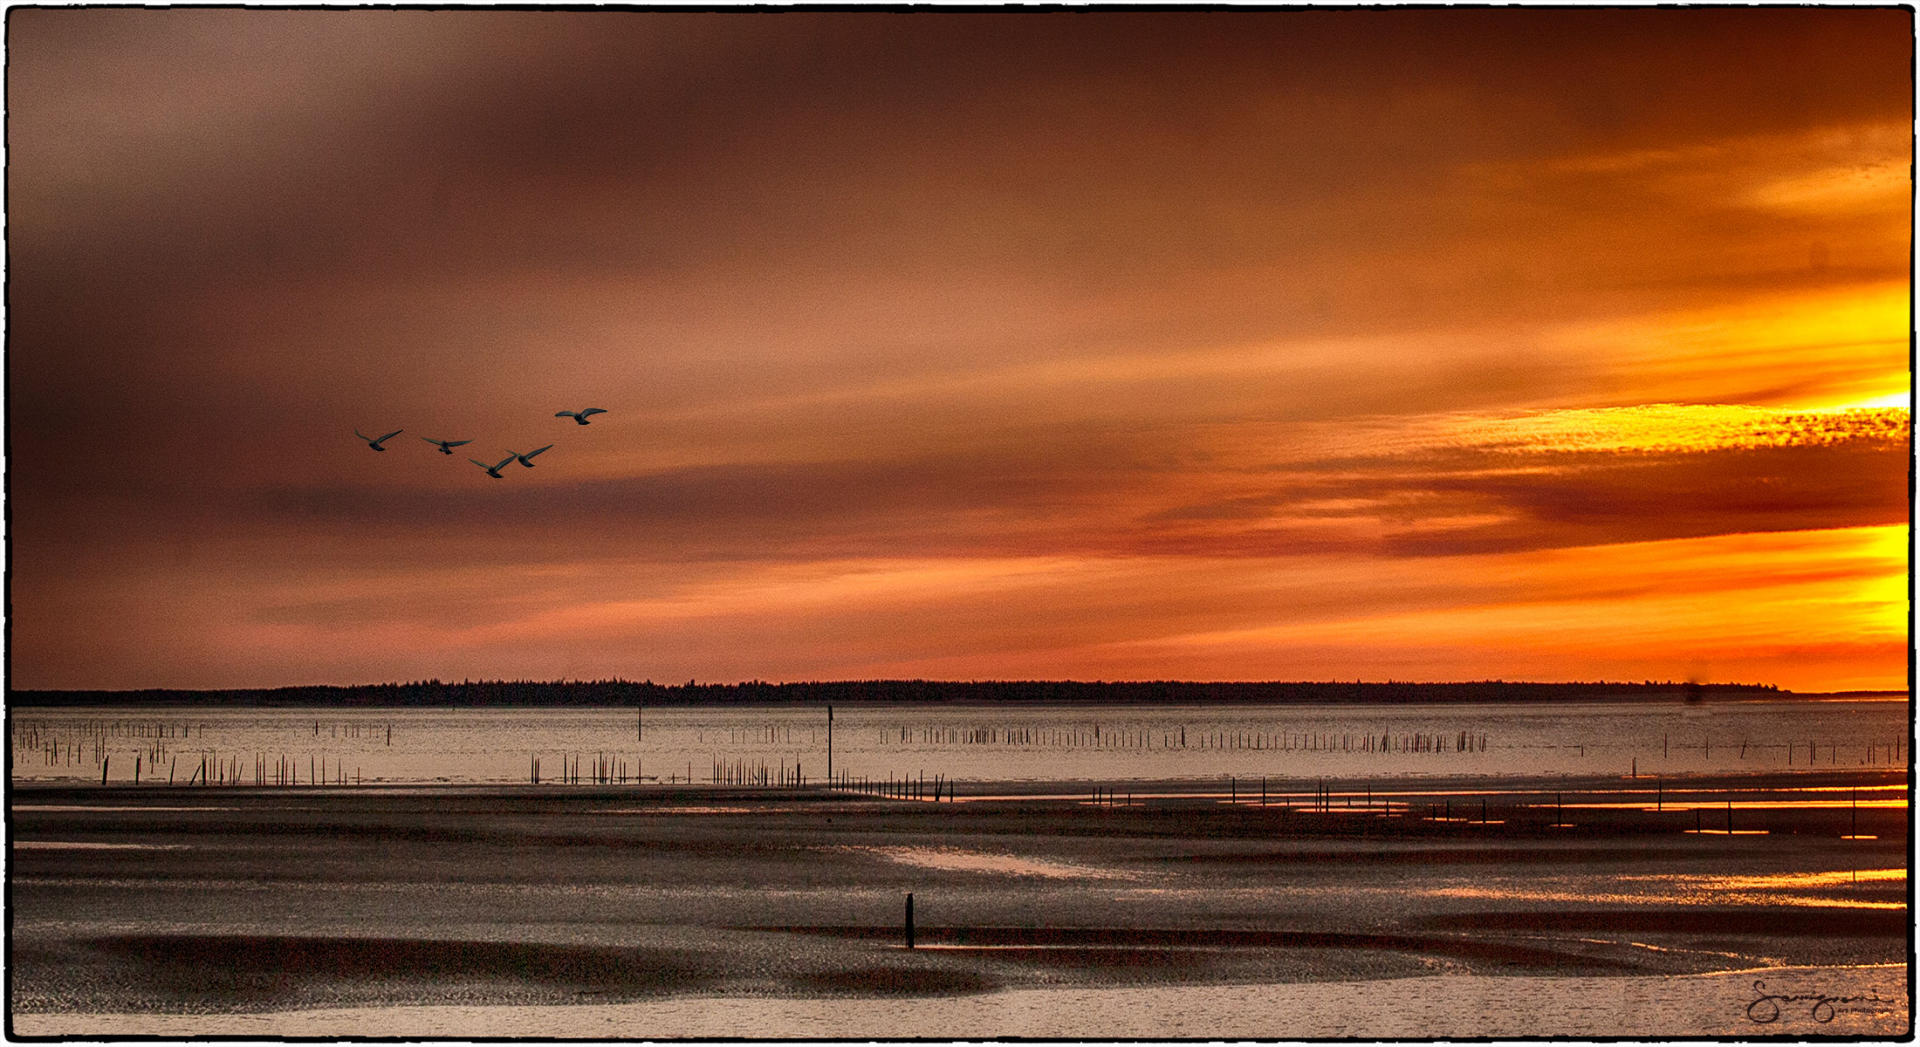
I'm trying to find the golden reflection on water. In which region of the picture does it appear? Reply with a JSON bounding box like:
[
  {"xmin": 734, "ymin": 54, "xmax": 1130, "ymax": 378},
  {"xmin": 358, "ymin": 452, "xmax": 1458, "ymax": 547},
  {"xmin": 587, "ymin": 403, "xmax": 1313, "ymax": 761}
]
[
  {"xmin": 1682, "ymin": 868, "xmax": 1906, "ymax": 889},
  {"xmin": 1425, "ymin": 888, "xmax": 1904, "ymax": 911},
  {"xmin": 838, "ymin": 844, "xmax": 1139, "ymax": 880},
  {"xmin": 1564, "ymin": 799, "xmax": 1908, "ymax": 811},
  {"xmin": 1427, "ymin": 867, "xmax": 1907, "ymax": 911}
]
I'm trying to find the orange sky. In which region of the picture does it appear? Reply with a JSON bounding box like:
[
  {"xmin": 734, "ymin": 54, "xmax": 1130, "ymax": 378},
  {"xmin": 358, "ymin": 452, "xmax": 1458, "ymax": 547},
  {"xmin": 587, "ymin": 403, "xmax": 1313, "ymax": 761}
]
[{"xmin": 6, "ymin": 8, "xmax": 1911, "ymax": 691}]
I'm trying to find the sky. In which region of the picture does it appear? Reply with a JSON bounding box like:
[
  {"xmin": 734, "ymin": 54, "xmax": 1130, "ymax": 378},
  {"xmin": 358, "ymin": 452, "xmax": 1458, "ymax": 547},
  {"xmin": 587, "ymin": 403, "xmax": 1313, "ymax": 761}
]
[{"xmin": 6, "ymin": 8, "xmax": 1912, "ymax": 692}]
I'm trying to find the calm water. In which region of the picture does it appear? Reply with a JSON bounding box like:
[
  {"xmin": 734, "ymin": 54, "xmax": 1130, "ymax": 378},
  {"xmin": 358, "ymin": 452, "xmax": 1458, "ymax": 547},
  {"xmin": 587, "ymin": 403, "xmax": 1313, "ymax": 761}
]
[
  {"xmin": 10, "ymin": 697, "xmax": 1908, "ymax": 787},
  {"xmin": 12, "ymin": 965, "xmax": 1908, "ymax": 1038}
]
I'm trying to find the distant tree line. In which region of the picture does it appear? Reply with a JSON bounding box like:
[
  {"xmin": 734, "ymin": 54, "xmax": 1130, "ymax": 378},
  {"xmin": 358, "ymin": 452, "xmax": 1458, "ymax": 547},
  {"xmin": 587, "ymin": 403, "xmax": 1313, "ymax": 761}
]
[{"xmin": 9, "ymin": 677, "xmax": 1786, "ymax": 709}]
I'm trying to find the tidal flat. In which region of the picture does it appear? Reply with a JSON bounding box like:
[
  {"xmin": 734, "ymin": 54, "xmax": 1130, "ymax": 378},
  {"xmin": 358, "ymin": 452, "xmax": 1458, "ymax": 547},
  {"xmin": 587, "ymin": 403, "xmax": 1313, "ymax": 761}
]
[{"xmin": 8, "ymin": 771, "xmax": 1909, "ymax": 1039}]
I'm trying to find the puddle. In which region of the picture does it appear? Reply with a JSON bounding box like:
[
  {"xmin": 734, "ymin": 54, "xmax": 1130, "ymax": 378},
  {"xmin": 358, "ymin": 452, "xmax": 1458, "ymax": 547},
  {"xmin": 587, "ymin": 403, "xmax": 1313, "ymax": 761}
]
[
  {"xmin": 840, "ymin": 845, "xmax": 1139, "ymax": 880},
  {"xmin": 595, "ymin": 806, "xmax": 756, "ymax": 815},
  {"xmin": 1427, "ymin": 867, "xmax": 1907, "ymax": 910}
]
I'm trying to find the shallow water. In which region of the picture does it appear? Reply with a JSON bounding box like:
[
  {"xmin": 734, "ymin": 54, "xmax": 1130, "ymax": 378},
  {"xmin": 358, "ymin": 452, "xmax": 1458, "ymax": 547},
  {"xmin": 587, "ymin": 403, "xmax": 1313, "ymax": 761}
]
[
  {"xmin": 13, "ymin": 964, "xmax": 1906, "ymax": 1039},
  {"xmin": 842, "ymin": 844, "xmax": 1143, "ymax": 880},
  {"xmin": 10, "ymin": 697, "xmax": 1908, "ymax": 787}
]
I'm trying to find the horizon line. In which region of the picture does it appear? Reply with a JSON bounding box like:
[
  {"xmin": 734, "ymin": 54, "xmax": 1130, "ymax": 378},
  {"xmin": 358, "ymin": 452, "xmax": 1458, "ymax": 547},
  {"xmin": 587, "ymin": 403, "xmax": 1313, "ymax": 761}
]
[{"xmin": 16, "ymin": 677, "xmax": 1871, "ymax": 695}]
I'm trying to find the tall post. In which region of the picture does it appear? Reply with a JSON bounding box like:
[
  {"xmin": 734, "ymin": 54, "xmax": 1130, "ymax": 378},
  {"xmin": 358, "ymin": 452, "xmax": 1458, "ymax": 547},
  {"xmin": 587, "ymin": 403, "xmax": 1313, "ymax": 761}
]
[
  {"xmin": 905, "ymin": 892, "xmax": 915, "ymax": 949},
  {"xmin": 827, "ymin": 705, "xmax": 834, "ymax": 785}
]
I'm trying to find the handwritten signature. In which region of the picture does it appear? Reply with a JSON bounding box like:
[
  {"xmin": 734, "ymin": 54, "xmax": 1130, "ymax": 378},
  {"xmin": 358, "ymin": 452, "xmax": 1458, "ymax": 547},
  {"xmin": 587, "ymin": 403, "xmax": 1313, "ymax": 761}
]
[{"xmin": 1747, "ymin": 980, "xmax": 1896, "ymax": 1024}]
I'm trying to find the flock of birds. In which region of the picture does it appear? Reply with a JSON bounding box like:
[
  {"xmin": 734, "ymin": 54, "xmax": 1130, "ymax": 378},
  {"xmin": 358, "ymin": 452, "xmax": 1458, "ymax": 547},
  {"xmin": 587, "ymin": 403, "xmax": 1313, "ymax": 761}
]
[{"xmin": 354, "ymin": 408, "xmax": 607, "ymax": 478}]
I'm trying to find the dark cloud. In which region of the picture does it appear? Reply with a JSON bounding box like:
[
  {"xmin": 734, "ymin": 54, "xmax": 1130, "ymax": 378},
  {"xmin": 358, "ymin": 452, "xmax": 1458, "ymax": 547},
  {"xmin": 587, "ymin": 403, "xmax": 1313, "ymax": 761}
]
[
  {"xmin": 1123, "ymin": 423, "xmax": 1912, "ymax": 562},
  {"xmin": 214, "ymin": 409, "xmax": 1913, "ymax": 569}
]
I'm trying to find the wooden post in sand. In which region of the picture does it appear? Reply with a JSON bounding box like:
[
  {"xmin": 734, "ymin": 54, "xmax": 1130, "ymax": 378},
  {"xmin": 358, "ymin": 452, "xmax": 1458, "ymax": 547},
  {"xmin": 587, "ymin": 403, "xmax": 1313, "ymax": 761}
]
[
  {"xmin": 101, "ymin": 758, "xmax": 109, "ymax": 786},
  {"xmin": 827, "ymin": 706, "xmax": 834, "ymax": 785},
  {"xmin": 905, "ymin": 893, "xmax": 915, "ymax": 949}
]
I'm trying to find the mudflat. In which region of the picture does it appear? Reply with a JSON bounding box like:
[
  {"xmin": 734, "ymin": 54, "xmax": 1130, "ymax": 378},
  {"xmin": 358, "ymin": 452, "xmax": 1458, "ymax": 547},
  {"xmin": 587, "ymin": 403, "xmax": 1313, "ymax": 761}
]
[{"xmin": 8, "ymin": 770, "xmax": 1908, "ymax": 1034}]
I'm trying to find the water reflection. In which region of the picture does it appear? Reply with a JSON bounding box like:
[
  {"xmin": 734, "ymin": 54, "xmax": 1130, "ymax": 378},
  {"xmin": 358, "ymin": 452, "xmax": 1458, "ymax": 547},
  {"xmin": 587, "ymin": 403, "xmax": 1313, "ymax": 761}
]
[
  {"xmin": 839, "ymin": 845, "xmax": 1139, "ymax": 881},
  {"xmin": 1427, "ymin": 866, "xmax": 1907, "ymax": 911},
  {"xmin": 11, "ymin": 698, "xmax": 1911, "ymax": 787},
  {"xmin": 1667, "ymin": 868, "xmax": 1905, "ymax": 889}
]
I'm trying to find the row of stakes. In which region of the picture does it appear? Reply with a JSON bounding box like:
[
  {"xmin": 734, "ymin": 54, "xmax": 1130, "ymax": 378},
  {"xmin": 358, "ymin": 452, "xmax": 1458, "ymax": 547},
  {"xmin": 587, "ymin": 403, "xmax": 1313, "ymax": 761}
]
[
  {"xmin": 1190, "ymin": 775, "xmax": 1881, "ymax": 837},
  {"xmin": 57, "ymin": 755, "xmax": 1897, "ymax": 847},
  {"xmin": 30, "ymin": 735, "xmax": 1908, "ymax": 783}
]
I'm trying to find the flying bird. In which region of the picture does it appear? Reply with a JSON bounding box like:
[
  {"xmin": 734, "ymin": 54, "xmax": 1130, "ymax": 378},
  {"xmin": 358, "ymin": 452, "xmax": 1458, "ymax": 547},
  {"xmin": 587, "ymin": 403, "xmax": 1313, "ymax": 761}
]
[
  {"xmin": 555, "ymin": 408, "xmax": 607, "ymax": 425},
  {"xmin": 469, "ymin": 455, "xmax": 516, "ymax": 479},
  {"xmin": 355, "ymin": 428, "xmax": 403, "ymax": 451},
  {"xmin": 510, "ymin": 444, "xmax": 554, "ymax": 468},
  {"xmin": 422, "ymin": 437, "xmax": 472, "ymax": 455}
]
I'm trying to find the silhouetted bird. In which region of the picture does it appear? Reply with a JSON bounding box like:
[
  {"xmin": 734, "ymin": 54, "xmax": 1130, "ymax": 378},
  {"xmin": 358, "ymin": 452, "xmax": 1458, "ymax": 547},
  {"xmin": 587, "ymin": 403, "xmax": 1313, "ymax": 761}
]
[
  {"xmin": 556, "ymin": 408, "xmax": 607, "ymax": 425},
  {"xmin": 422, "ymin": 437, "xmax": 472, "ymax": 455},
  {"xmin": 469, "ymin": 455, "xmax": 515, "ymax": 479},
  {"xmin": 510, "ymin": 444, "xmax": 554, "ymax": 468},
  {"xmin": 355, "ymin": 428, "xmax": 403, "ymax": 451}
]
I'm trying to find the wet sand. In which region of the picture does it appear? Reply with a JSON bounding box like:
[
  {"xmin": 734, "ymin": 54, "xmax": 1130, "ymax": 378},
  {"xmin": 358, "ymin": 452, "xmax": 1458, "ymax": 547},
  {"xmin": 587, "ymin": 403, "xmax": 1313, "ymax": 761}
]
[{"xmin": 8, "ymin": 769, "xmax": 1909, "ymax": 1037}]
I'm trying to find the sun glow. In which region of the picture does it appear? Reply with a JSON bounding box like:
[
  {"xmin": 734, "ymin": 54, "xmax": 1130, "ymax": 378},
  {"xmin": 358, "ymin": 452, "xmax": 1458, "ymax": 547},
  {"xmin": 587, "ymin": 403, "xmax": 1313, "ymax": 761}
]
[
  {"xmin": 1555, "ymin": 283, "xmax": 1910, "ymax": 410},
  {"xmin": 1100, "ymin": 525, "xmax": 1910, "ymax": 692}
]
